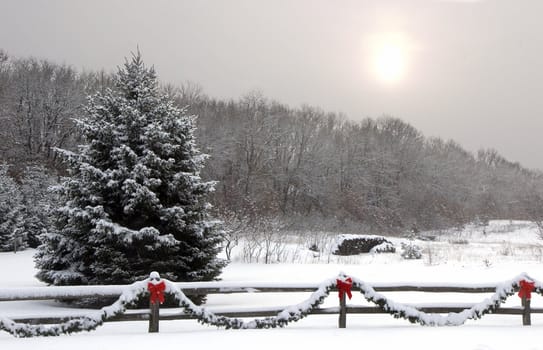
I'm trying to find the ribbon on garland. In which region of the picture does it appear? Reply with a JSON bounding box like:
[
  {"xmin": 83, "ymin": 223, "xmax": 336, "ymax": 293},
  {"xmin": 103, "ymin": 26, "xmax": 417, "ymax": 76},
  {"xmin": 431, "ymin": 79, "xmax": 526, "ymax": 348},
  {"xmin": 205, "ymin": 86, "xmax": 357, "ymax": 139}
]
[
  {"xmin": 336, "ymin": 277, "xmax": 353, "ymax": 300},
  {"xmin": 148, "ymin": 280, "xmax": 166, "ymax": 304},
  {"xmin": 518, "ymin": 279, "xmax": 535, "ymax": 300}
]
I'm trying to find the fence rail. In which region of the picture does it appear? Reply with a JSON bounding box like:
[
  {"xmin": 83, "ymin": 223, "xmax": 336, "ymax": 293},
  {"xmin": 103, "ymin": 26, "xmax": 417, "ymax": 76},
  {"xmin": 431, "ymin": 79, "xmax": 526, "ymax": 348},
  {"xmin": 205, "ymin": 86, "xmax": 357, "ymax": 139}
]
[{"xmin": 0, "ymin": 282, "xmax": 502, "ymax": 302}]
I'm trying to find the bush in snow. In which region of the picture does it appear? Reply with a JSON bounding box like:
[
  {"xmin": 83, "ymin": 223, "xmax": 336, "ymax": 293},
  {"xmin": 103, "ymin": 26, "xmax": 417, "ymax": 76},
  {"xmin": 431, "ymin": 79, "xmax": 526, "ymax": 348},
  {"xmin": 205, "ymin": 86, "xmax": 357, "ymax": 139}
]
[
  {"xmin": 401, "ymin": 242, "xmax": 422, "ymax": 260},
  {"xmin": 370, "ymin": 241, "xmax": 396, "ymax": 254},
  {"xmin": 35, "ymin": 52, "xmax": 225, "ymax": 288},
  {"xmin": 308, "ymin": 243, "xmax": 320, "ymax": 253},
  {"xmin": 333, "ymin": 234, "xmax": 394, "ymax": 255}
]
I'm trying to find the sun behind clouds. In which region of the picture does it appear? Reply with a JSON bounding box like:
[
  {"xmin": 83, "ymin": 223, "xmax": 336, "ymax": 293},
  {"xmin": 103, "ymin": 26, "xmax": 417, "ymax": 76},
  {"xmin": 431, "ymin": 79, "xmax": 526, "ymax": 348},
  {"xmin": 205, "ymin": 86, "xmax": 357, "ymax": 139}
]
[{"xmin": 369, "ymin": 33, "xmax": 411, "ymax": 85}]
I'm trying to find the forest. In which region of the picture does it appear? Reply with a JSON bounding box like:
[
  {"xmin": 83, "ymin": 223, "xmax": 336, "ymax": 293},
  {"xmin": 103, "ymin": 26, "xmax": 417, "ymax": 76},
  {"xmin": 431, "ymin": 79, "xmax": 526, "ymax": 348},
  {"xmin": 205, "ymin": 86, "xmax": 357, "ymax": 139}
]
[{"xmin": 1, "ymin": 49, "xmax": 543, "ymax": 252}]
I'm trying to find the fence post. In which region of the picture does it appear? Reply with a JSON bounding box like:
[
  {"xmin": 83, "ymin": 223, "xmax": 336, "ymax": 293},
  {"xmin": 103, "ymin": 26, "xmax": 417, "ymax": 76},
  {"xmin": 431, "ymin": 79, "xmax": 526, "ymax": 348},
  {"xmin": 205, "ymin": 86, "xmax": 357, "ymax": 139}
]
[
  {"xmin": 522, "ymin": 296, "xmax": 531, "ymax": 326},
  {"xmin": 147, "ymin": 271, "xmax": 165, "ymax": 333},
  {"xmin": 149, "ymin": 300, "xmax": 160, "ymax": 332},
  {"xmin": 339, "ymin": 290, "xmax": 347, "ymax": 328}
]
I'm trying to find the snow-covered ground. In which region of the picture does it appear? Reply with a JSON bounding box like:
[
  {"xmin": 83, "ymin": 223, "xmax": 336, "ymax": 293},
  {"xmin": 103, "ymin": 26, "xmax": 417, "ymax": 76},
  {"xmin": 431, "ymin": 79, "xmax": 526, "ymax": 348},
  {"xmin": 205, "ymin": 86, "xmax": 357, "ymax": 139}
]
[{"xmin": 2, "ymin": 220, "xmax": 543, "ymax": 349}]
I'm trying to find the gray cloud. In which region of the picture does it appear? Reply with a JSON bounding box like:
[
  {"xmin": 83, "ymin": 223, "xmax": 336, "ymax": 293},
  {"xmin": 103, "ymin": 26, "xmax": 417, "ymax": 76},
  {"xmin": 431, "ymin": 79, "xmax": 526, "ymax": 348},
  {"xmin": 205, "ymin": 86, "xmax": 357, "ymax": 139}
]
[{"xmin": 1, "ymin": 0, "xmax": 542, "ymax": 169}]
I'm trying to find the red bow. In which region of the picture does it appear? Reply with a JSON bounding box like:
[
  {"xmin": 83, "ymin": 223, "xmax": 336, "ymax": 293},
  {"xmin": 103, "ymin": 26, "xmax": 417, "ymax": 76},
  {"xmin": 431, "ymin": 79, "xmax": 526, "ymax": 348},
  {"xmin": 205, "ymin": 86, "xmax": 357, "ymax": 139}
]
[
  {"xmin": 518, "ymin": 280, "xmax": 535, "ymax": 300},
  {"xmin": 148, "ymin": 280, "xmax": 166, "ymax": 304},
  {"xmin": 336, "ymin": 277, "xmax": 353, "ymax": 300}
]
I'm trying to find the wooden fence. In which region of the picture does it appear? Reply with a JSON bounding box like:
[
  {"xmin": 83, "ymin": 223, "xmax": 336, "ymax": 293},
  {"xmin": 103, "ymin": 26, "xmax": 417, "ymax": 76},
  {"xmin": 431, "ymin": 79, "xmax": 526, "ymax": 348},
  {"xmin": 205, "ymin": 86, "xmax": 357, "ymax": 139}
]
[{"xmin": 1, "ymin": 279, "xmax": 540, "ymax": 332}]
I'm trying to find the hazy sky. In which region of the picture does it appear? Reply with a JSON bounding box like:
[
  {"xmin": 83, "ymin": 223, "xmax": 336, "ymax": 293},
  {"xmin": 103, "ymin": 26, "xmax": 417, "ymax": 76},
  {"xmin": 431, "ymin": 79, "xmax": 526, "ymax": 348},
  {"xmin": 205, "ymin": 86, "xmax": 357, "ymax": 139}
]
[{"xmin": 1, "ymin": 0, "xmax": 543, "ymax": 169}]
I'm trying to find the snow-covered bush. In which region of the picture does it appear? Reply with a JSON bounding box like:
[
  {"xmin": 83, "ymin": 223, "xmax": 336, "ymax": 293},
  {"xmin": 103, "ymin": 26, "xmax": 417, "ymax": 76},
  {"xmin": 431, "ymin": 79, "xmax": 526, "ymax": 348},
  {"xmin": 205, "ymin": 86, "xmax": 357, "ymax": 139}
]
[
  {"xmin": 370, "ymin": 241, "xmax": 396, "ymax": 254},
  {"xmin": 333, "ymin": 234, "xmax": 394, "ymax": 255},
  {"xmin": 308, "ymin": 243, "xmax": 319, "ymax": 252},
  {"xmin": 401, "ymin": 242, "xmax": 422, "ymax": 260}
]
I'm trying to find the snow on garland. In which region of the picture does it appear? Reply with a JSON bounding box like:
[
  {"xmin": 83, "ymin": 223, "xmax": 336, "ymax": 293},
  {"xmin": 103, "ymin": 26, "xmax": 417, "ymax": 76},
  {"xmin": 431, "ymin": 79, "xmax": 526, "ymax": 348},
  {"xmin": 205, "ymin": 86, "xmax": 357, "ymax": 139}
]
[{"xmin": 1, "ymin": 272, "xmax": 542, "ymax": 337}]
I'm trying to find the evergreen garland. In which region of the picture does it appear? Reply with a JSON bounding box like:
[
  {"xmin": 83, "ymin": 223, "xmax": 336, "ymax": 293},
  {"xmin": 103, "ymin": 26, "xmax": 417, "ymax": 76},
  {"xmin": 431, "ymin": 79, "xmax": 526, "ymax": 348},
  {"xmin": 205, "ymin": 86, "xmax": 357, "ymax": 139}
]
[
  {"xmin": 166, "ymin": 278, "xmax": 336, "ymax": 329},
  {"xmin": 1, "ymin": 273, "xmax": 540, "ymax": 337},
  {"xmin": 351, "ymin": 274, "xmax": 538, "ymax": 326},
  {"xmin": 0, "ymin": 280, "xmax": 148, "ymax": 337}
]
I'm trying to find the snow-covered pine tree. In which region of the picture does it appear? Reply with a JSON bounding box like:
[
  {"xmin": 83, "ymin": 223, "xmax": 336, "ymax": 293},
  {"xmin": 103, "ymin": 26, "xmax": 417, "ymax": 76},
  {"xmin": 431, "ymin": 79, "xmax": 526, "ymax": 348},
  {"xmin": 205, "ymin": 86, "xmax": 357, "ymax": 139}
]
[
  {"xmin": 35, "ymin": 52, "xmax": 225, "ymax": 286},
  {"xmin": 0, "ymin": 164, "xmax": 26, "ymax": 252},
  {"xmin": 19, "ymin": 165, "xmax": 56, "ymax": 248}
]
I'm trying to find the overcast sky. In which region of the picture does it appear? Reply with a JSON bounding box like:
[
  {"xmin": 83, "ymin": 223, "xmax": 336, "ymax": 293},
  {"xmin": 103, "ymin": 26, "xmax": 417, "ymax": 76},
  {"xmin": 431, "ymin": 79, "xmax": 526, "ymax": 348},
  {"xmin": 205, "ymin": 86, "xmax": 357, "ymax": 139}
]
[{"xmin": 1, "ymin": 0, "xmax": 543, "ymax": 169}]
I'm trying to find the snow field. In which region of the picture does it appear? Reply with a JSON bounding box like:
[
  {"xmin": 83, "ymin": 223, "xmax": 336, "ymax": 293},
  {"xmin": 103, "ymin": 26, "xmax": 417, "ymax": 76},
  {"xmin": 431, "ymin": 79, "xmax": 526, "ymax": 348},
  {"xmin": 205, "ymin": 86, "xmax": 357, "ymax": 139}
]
[
  {"xmin": 2, "ymin": 221, "xmax": 543, "ymax": 348},
  {"xmin": 225, "ymin": 220, "xmax": 543, "ymax": 266}
]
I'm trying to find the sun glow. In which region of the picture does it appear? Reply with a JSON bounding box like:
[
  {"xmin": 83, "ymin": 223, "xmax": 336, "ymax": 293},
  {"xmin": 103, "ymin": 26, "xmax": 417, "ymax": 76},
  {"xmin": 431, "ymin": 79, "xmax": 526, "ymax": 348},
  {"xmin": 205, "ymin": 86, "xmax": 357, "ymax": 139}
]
[{"xmin": 370, "ymin": 34, "xmax": 410, "ymax": 85}]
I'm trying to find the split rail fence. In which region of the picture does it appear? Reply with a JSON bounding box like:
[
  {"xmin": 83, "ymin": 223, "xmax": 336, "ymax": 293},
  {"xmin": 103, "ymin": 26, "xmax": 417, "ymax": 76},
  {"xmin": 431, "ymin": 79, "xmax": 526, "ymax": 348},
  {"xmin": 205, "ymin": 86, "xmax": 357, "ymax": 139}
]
[{"xmin": 1, "ymin": 277, "xmax": 541, "ymax": 334}]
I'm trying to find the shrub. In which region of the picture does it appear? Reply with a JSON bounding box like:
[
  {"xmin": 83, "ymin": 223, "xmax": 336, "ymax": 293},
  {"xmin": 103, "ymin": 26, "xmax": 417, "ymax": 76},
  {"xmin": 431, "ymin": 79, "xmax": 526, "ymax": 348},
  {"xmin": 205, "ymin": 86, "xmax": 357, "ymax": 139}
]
[
  {"xmin": 401, "ymin": 242, "xmax": 422, "ymax": 259},
  {"xmin": 333, "ymin": 234, "xmax": 394, "ymax": 255},
  {"xmin": 308, "ymin": 243, "xmax": 320, "ymax": 252},
  {"xmin": 370, "ymin": 241, "xmax": 396, "ymax": 254}
]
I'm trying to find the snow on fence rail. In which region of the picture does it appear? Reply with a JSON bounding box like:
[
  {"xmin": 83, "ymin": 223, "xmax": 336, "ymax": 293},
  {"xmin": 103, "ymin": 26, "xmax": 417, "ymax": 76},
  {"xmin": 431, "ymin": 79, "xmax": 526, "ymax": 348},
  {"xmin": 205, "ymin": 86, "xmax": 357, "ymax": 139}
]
[
  {"xmin": 0, "ymin": 272, "xmax": 541, "ymax": 337},
  {"xmin": 0, "ymin": 281, "xmax": 505, "ymax": 302}
]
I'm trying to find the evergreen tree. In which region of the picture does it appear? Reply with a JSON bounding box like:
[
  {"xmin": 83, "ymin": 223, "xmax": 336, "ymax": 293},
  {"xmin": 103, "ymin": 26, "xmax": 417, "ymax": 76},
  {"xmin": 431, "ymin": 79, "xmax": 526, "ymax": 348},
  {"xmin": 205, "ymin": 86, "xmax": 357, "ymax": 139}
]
[
  {"xmin": 0, "ymin": 164, "xmax": 26, "ymax": 252},
  {"xmin": 35, "ymin": 53, "xmax": 225, "ymax": 286},
  {"xmin": 19, "ymin": 165, "xmax": 56, "ymax": 248}
]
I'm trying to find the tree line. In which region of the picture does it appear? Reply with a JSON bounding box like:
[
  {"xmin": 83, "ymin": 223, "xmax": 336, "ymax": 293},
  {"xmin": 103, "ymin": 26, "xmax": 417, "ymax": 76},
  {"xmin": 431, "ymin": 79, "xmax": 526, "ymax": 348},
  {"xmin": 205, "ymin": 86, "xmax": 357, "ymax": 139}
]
[
  {"xmin": 188, "ymin": 91, "xmax": 543, "ymax": 232},
  {"xmin": 1, "ymin": 50, "xmax": 543, "ymax": 252}
]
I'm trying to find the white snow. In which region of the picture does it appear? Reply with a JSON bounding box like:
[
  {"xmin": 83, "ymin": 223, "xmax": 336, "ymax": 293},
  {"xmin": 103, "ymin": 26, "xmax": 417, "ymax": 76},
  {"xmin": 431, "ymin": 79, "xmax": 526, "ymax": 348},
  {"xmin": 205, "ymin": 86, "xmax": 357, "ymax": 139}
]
[{"xmin": 2, "ymin": 221, "xmax": 543, "ymax": 348}]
